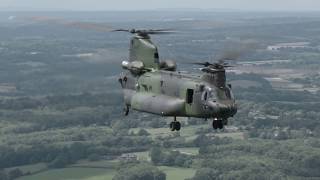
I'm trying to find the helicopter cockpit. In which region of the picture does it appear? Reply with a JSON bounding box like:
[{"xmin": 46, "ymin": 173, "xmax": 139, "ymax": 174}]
[{"xmin": 202, "ymin": 86, "xmax": 234, "ymax": 103}]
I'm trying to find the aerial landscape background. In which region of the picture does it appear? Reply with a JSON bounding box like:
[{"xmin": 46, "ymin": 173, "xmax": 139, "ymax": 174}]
[{"xmin": 0, "ymin": 1, "xmax": 320, "ymax": 179}]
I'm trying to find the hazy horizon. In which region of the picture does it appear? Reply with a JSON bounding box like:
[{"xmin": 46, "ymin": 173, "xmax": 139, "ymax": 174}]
[{"xmin": 1, "ymin": 0, "xmax": 320, "ymax": 12}]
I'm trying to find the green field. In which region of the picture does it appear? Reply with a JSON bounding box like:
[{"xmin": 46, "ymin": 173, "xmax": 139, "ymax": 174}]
[
  {"xmin": 159, "ymin": 166, "xmax": 196, "ymax": 180},
  {"xmin": 135, "ymin": 124, "xmax": 207, "ymax": 138},
  {"xmin": 136, "ymin": 124, "xmax": 244, "ymax": 140},
  {"xmin": 17, "ymin": 168, "xmax": 116, "ymax": 180},
  {"xmin": 17, "ymin": 165, "xmax": 196, "ymax": 180},
  {"xmin": 174, "ymin": 147, "xmax": 199, "ymax": 155},
  {"xmin": 6, "ymin": 163, "xmax": 47, "ymax": 174},
  {"xmin": 17, "ymin": 159, "xmax": 196, "ymax": 180},
  {"xmin": 215, "ymin": 132, "xmax": 245, "ymax": 140},
  {"xmin": 15, "ymin": 153, "xmax": 198, "ymax": 180}
]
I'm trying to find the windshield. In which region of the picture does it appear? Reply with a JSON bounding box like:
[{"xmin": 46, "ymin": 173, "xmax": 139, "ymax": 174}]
[
  {"xmin": 202, "ymin": 89, "xmax": 216, "ymax": 102},
  {"xmin": 202, "ymin": 86, "xmax": 233, "ymax": 102},
  {"xmin": 204, "ymin": 87, "xmax": 233, "ymax": 101}
]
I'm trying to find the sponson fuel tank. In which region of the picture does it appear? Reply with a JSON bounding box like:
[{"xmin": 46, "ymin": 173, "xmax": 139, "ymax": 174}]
[{"xmin": 131, "ymin": 93, "xmax": 185, "ymax": 116}]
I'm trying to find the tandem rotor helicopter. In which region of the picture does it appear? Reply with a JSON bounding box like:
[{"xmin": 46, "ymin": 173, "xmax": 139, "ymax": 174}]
[
  {"xmin": 24, "ymin": 17, "xmax": 240, "ymax": 131},
  {"xmin": 116, "ymin": 29, "xmax": 237, "ymax": 131}
]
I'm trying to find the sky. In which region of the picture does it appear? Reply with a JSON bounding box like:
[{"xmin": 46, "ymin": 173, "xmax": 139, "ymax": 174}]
[{"xmin": 1, "ymin": 0, "xmax": 320, "ymax": 11}]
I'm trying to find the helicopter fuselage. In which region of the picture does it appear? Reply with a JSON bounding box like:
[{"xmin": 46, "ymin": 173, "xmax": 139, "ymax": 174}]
[{"xmin": 119, "ymin": 69, "xmax": 237, "ymax": 119}]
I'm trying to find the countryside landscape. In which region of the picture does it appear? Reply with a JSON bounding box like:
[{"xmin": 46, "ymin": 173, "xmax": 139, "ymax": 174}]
[{"xmin": 0, "ymin": 11, "xmax": 320, "ymax": 180}]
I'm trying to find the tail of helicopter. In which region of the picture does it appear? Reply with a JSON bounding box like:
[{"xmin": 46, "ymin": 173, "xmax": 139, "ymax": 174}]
[
  {"xmin": 129, "ymin": 34, "xmax": 160, "ymax": 69},
  {"xmin": 114, "ymin": 29, "xmax": 174, "ymax": 70}
]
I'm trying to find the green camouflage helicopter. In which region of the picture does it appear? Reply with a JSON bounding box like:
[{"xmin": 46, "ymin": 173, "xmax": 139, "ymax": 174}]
[{"xmin": 117, "ymin": 29, "xmax": 237, "ymax": 131}]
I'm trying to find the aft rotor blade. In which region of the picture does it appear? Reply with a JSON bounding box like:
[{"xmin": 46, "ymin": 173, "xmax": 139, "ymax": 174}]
[{"xmin": 216, "ymin": 40, "xmax": 258, "ymax": 61}]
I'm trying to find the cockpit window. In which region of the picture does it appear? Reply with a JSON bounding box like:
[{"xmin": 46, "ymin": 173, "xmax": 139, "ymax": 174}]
[
  {"xmin": 207, "ymin": 90, "xmax": 216, "ymax": 102},
  {"xmin": 204, "ymin": 87, "xmax": 233, "ymax": 101},
  {"xmin": 216, "ymin": 90, "xmax": 227, "ymax": 100},
  {"xmin": 225, "ymin": 88, "xmax": 231, "ymax": 99},
  {"xmin": 203, "ymin": 92, "xmax": 208, "ymax": 101}
]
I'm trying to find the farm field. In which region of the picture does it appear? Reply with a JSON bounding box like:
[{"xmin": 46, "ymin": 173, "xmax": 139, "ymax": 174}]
[{"xmin": 17, "ymin": 161, "xmax": 196, "ymax": 180}]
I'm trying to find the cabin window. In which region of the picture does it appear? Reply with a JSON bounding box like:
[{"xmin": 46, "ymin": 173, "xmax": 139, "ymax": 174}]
[
  {"xmin": 186, "ymin": 89, "xmax": 194, "ymax": 104},
  {"xmin": 225, "ymin": 88, "xmax": 231, "ymax": 99}
]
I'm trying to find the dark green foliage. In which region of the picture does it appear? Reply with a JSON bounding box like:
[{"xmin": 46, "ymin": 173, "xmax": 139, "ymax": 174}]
[
  {"xmin": 193, "ymin": 134, "xmax": 211, "ymax": 147},
  {"xmin": 1, "ymin": 12, "xmax": 320, "ymax": 180},
  {"xmin": 137, "ymin": 129, "xmax": 150, "ymax": 136},
  {"xmin": 0, "ymin": 133, "xmax": 152, "ymax": 169},
  {"xmin": 150, "ymin": 147, "xmax": 193, "ymax": 167},
  {"xmin": 192, "ymin": 168, "xmax": 220, "ymax": 180},
  {"xmin": 193, "ymin": 138, "xmax": 320, "ymax": 179},
  {"xmin": 150, "ymin": 147, "xmax": 163, "ymax": 165},
  {"xmin": 48, "ymin": 154, "xmax": 70, "ymax": 168},
  {"xmin": 0, "ymin": 170, "xmax": 8, "ymax": 180},
  {"xmin": 149, "ymin": 119, "xmax": 167, "ymax": 128},
  {"xmin": 194, "ymin": 135, "xmax": 232, "ymax": 147},
  {"xmin": 112, "ymin": 163, "xmax": 166, "ymax": 180},
  {"xmin": 7, "ymin": 168, "xmax": 23, "ymax": 180},
  {"xmin": 88, "ymin": 154, "xmax": 100, "ymax": 161}
]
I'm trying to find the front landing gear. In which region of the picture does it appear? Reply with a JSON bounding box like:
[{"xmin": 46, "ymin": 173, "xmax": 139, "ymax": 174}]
[
  {"xmin": 170, "ymin": 117, "xmax": 181, "ymax": 131},
  {"xmin": 212, "ymin": 118, "xmax": 225, "ymax": 130}
]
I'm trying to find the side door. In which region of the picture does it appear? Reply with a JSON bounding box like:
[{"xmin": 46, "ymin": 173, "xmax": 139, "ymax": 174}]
[{"xmin": 185, "ymin": 88, "xmax": 194, "ymax": 115}]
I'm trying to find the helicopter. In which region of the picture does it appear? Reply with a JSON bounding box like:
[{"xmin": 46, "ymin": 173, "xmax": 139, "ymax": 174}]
[{"xmin": 117, "ymin": 29, "xmax": 238, "ymax": 131}]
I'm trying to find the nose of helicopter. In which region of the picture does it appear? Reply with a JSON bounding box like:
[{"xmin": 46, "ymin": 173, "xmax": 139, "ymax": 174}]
[{"xmin": 228, "ymin": 103, "xmax": 237, "ymax": 116}]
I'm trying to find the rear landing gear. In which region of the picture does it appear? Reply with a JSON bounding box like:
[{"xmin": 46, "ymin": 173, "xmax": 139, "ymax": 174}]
[
  {"xmin": 212, "ymin": 118, "xmax": 224, "ymax": 130},
  {"xmin": 123, "ymin": 105, "xmax": 130, "ymax": 116},
  {"xmin": 170, "ymin": 117, "xmax": 181, "ymax": 131}
]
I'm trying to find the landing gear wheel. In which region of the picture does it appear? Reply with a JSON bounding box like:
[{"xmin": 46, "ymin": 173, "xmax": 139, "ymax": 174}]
[
  {"xmin": 175, "ymin": 121, "xmax": 181, "ymax": 131},
  {"xmin": 212, "ymin": 119, "xmax": 224, "ymax": 130},
  {"xmin": 212, "ymin": 120, "xmax": 219, "ymax": 130},
  {"xmin": 218, "ymin": 120, "xmax": 224, "ymax": 129},
  {"xmin": 170, "ymin": 122, "xmax": 175, "ymax": 131},
  {"xmin": 123, "ymin": 105, "xmax": 129, "ymax": 116},
  {"xmin": 170, "ymin": 121, "xmax": 181, "ymax": 131},
  {"xmin": 222, "ymin": 119, "xmax": 228, "ymax": 126}
]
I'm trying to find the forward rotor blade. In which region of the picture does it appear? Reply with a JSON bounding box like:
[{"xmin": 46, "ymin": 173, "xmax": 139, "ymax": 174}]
[
  {"xmin": 23, "ymin": 16, "xmax": 115, "ymax": 32},
  {"xmin": 223, "ymin": 65, "xmax": 234, "ymax": 68},
  {"xmin": 112, "ymin": 29, "xmax": 130, "ymax": 32},
  {"xmin": 187, "ymin": 62, "xmax": 212, "ymax": 67},
  {"xmin": 112, "ymin": 28, "xmax": 175, "ymax": 35}
]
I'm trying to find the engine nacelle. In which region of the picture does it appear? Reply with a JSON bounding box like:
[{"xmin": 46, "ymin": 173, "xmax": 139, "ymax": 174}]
[
  {"xmin": 159, "ymin": 60, "xmax": 177, "ymax": 71},
  {"xmin": 122, "ymin": 60, "xmax": 145, "ymax": 75}
]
